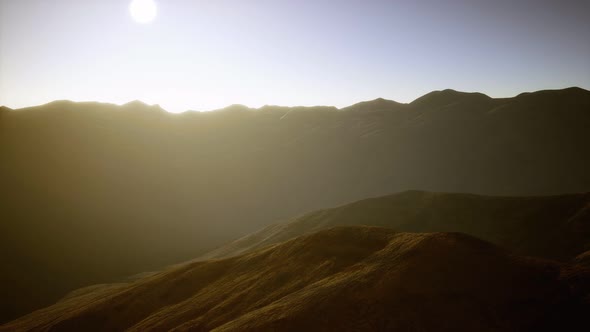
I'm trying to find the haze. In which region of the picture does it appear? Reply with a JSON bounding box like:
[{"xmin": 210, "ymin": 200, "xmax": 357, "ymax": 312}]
[
  {"xmin": 2, "ymin": 1, "xmax": 590, "ymax": 327},
  {"xmin": 1, "ymin": 0, "xmax": 589, "ymax": 112}
]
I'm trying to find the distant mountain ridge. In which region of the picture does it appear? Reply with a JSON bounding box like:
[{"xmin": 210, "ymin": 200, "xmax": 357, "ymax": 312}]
[
  {"xmin": 5, "ymin": 86, "xmax": 586, "ymax": 113},
  {"xmin": 1, "ymin": 87, "xmax": 589, "ymax": 323}
]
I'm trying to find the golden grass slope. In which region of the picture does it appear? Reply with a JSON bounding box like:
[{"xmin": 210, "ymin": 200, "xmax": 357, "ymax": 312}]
[{"xmin": 3, "ymin": 226, "xmax": 588, "ymax": 331}]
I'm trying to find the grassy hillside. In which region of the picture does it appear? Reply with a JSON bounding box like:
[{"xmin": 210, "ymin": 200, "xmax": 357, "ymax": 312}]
[{"xmin": 3, "ymin": 226, "xmax": 588, "ymax": 331}]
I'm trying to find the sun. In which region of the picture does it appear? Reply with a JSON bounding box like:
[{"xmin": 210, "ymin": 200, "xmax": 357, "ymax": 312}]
[{"xmin": 129, "ymin": 0, "xmax": 157, "ymax": 24}]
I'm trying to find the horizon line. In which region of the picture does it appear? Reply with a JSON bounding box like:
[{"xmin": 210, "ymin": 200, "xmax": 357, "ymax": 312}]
[{"xmin": 2, "ymin": 86, "xmax": 587, "ymax": 114}]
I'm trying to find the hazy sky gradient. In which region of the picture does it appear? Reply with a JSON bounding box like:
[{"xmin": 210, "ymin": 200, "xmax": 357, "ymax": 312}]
[{"xmin": 1, "ymin": 0, "xmax": 589, "ymax": 112}]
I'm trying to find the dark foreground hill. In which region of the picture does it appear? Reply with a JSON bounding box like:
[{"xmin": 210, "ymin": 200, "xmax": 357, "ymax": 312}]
[
  {"xmin": 1, "ymin": 87, "xmax": 589, "ymax": 322},
  {"xmin": 202, "ymin": 191, "xmax": 590, "ymax": 262},
  {"xmin": 3, "ymin": 226, "xmax": 589, "ymax": 332}
]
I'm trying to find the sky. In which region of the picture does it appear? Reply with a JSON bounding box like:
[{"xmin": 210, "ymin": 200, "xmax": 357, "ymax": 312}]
[{"xmin": 1, "ymin": 0, "xmax": 589, "ymax": 113}]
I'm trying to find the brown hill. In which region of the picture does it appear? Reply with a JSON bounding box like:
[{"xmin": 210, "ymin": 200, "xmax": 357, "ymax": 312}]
[
  {"xmin": 3, "ymin": 226, "xmax": 588, "ymax": 332},
  {"xmin": 1, "ymin": 87, "xmax": 589, "ymax": 322},
  {"xmin": 202, "ymin": 191, "xmax": 590, "ymax": 262}
]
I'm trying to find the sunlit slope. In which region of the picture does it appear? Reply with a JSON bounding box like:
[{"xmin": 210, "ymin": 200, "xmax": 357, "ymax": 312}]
[
  {"xmin": 202, "ymin": 191, "xmax": 590, "ymax": 261},
  {"xmin": 1, "ymin": 87, "xmax": 589, "ymax": 322},
  {"xmin": 3, "ymin": 226, "xmax": 589, "ymax": 332}
]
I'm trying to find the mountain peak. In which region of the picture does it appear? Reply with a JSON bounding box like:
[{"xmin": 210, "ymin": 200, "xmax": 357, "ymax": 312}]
[
  {"xmin": 122, "ymin": 100, "xmax": 163, "ymax": 109},
  {"xmin": 410, "ymin": 89, "xmax": 492, "ymax": 108},
  {"xmin": 217, "ymin": 104, "xmax": 252, "ymax": 113},
  {"xmin": 121, "ymin": 100, "xmax": 166, "ymax": 113},
  {"xmin": 44, "ymin": 99, "xmax": 77, "ymax": 107},
  {"xmin": 515, "ymin": 86, "xmax": 590, "ymax": 99},
  {"xmin": 341, "ymin": 97, "xmax": 406, "ymax": 112},
  {"xmin": 123, "ymin": 99, "xmax": 149, "ymax": 107}
]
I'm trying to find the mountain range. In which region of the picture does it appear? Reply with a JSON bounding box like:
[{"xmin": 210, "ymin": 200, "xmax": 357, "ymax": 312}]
[{"xmin": 1, "ymin": 87, "xmax": 589, "ymax": 323}]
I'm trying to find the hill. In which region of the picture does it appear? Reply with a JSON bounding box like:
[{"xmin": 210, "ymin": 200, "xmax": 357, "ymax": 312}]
[
  {"xmin": 3, "ymin": 226, "xmax": 588, "ymax": 331},
  {"xmin": 201, "ymin": 191, "xmax": 590, "ymax": 262},
  {"xmin": 1, "ymin": 87, "xmax": 589, "ymax": 322}
]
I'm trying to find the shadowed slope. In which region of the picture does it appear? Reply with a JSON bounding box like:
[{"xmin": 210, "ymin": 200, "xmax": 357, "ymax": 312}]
[
  {"xmin": 202, "ymin": 191, "xmax": 590, "ymax": 261},
  {"xmin": 3, "ymin": 226, "xmax": 588, "ymax": 332}
]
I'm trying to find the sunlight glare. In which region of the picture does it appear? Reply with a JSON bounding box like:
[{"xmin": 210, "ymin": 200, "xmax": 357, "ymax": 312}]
[{"xmin": 129, "ymin": 0, "xmax": 157, "ymax": 24}]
